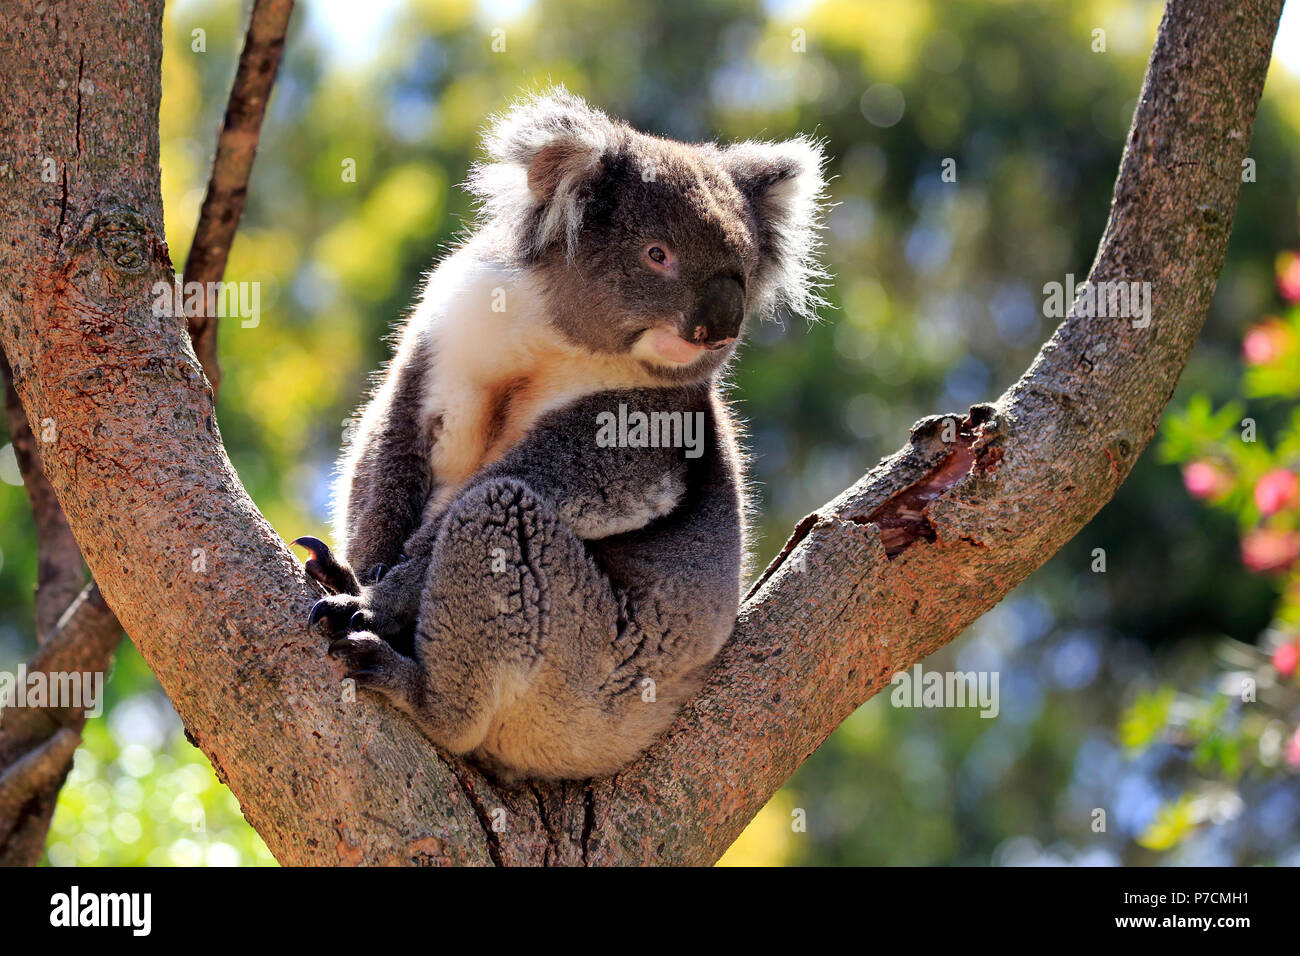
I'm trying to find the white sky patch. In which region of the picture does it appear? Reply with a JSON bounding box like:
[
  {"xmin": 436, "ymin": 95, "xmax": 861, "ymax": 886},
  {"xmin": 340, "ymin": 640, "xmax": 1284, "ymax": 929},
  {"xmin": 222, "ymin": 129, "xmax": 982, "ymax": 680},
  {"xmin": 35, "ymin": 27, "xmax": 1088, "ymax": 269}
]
[
  {"xmin": 1274, "ymin": 1, "xmax": 1300, "ymax": 75},
  {"xmin": 302, "ymin": 0, "xmax": 403, "ymax": 68},
  {"xmin": 300, "ymin": 0, "xmax": 536, "ymax": 68},
  {"xmin": 762, "ymin": 0, "xmax": 815, "ymax": 18},
  {"xmin": 476, "ymin": 0, "xmax": 535, "ymax": 27}
]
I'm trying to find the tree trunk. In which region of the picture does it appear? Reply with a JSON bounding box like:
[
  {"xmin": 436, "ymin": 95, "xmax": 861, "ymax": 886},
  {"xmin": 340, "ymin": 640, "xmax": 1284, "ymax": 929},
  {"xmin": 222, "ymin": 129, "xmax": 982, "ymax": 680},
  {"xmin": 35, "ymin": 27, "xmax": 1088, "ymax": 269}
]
[
  {"xmin": 0, "ymin": 0, "xmax": 294, "ymax": 865},
  {"xmin": 0, "ymin": 0, "xmax": 1284, "ymax": 865}
]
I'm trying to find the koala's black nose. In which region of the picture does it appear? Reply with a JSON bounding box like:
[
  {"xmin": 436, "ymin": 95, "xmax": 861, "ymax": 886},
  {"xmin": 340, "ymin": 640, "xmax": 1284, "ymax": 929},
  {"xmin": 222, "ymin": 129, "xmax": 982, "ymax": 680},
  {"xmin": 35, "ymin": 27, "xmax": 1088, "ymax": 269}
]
[{"xmin": 687, "ymin": 275, "xmax": 745, "ymax": 348}]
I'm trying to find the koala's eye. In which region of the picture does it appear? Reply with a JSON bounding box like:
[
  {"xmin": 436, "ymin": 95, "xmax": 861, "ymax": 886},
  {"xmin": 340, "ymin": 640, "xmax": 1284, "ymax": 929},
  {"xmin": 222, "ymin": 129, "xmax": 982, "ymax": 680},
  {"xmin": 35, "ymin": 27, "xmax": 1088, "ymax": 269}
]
[{"xmin": 643, "ymin": 243, "xmax": 677, "ymax": 275}]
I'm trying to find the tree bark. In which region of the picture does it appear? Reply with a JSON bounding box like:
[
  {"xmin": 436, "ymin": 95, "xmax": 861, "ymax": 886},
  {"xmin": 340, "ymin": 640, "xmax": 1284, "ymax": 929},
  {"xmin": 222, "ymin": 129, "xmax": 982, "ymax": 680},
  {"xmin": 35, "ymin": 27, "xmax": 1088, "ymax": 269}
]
[
  {"xmin": 0, "ymin": 0, "xmax": 1284, "ymax": 865},
  {"xmin": 0, "ymin": 0, "xmax": 292, "ymax": 866}
]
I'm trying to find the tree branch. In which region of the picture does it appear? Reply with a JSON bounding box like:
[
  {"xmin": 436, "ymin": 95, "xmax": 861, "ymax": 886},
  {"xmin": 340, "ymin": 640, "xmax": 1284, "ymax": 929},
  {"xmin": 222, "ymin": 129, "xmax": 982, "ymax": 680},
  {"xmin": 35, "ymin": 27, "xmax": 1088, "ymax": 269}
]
[
  {"xmin": 0, "ymin": 728, "xmax": 81, "ymax": 865},
  {"xmin": 0, "ymin": 0, "xmax": 1283, "ymax": 866},
  {"xmin": 0, "ymin": 584, "xmax": 117, "ymax": 865},
  {"xmin": 184, "ymin": 0, "xmax": 294, "ymax": 393},
  {"xmin": 1, "ymin": 352, "xmax": 85, "ymax": 643},
  {"xmin": 0, "ymin": 586, "xmax": 118, "ymax": 767}
]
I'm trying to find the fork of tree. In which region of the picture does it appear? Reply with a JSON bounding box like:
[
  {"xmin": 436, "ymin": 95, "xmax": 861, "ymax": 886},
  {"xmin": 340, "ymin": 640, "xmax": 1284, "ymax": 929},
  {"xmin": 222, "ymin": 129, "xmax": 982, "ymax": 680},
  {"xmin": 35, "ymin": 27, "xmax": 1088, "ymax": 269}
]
[{"xmin": 0, "ymin": 0, "xmax": 1284, "ymax": 866}]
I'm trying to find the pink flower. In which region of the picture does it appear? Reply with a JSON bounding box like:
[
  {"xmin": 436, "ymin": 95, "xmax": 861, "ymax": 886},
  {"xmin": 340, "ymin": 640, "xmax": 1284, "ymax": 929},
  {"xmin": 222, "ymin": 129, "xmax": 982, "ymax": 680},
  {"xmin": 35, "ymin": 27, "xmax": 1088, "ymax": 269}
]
[
  {"xmin": 1183, "ymin": 461, "xmax": 1231, "ymax": 500},
  {"xmin": 1286, "ymin": 727, "xmax": 1300, "ymax": 770},
  {"xmin": 1243, "ymin": 320, "xmax": 1289, "ymax": 365},
  {"xmin": 1275, "ymin": 642, "xmax": 1299, "ymax": 679},
  {"xmin": 1279, "ymin": 252, "xmax": 1300, "ymax": 305},
  {"xmin": 1241, "ymin": 528, "xmax": 1300, "ymax": 573},
  {"xmin": 1255, "ymin": 469, "xmax": 1298, "ymax": 516}
]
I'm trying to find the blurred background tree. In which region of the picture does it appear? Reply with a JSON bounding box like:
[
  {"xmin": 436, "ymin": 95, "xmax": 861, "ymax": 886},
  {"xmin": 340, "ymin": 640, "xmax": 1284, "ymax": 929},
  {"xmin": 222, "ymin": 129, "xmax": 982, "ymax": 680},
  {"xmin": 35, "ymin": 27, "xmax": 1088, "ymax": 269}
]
[{"xmin": 2, "ymin": 0, "xmax": 1299, "ymax": 866}]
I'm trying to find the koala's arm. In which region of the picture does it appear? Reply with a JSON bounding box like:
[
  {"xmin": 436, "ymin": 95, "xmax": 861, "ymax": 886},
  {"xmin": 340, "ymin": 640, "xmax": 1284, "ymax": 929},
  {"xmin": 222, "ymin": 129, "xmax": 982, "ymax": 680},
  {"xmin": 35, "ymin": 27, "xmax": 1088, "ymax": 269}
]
[
  {"xmin": 316, "ymin": 387, "xmax": 691, "ymax": 641},
  {"xmin": 473, "ymin": 389, "xmax": 691, "ymax": 540},
  {"xmin": 336, "ymin": 335, "xmax": 437, "ymax": 578},
  {"xmin": 302, "ymin": 333, "xmax": 436, "ymax": 601}
]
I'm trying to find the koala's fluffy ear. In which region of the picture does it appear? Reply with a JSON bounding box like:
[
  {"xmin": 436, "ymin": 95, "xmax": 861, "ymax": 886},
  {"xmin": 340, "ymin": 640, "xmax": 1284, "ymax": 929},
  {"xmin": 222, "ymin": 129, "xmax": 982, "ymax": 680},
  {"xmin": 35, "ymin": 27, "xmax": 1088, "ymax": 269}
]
[
  {"xmin": 723, "ymin": 137, "xmax": 830, "ymax": 320},
  {"xmin": 468, "ymin": 87, "xmax": 616, "ymax": 259}
]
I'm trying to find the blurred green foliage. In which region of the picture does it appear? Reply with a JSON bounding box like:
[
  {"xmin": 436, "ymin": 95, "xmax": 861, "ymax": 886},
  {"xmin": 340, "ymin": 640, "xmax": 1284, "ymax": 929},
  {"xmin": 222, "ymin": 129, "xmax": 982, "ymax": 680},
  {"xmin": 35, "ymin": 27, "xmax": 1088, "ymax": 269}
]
[
  {"xmin": 48, "ymin": 718, "xmax": 275, "ymax": 867},
  {"xmin": 2, "ymin": 0, "xmax": 1299, "ymax": 866}
]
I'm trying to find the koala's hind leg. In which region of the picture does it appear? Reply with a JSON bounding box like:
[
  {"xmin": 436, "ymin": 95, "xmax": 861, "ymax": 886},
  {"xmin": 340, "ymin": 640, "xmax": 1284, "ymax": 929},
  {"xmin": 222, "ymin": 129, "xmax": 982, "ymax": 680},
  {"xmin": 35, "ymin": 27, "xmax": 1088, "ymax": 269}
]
[{"xmin": 329, "ymin": 477, "xmax": 635, "ymax": 773}]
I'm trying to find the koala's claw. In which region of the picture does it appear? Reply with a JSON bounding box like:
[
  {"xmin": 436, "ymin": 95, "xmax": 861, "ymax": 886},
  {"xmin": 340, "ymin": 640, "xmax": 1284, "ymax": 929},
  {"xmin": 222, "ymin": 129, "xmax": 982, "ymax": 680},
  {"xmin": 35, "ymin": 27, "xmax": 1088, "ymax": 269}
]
[
  {"xmin": 308, "ymin": 594, "xmax": 362, "ymax": 638},
  {"xmin": 291, "ymin": 536, "xmax": 362, "ymax": 596},
  {"xmin": 306, "ymin": 599, "xmax": 326, "ymax": 634}
]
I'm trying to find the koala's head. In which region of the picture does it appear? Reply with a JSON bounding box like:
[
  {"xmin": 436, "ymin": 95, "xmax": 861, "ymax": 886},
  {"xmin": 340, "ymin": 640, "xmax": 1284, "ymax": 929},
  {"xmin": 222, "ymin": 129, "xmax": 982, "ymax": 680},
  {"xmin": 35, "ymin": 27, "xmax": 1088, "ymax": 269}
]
[{"xmin": 467, "ymin": 88, "xmax": 829, "ymax": 383}]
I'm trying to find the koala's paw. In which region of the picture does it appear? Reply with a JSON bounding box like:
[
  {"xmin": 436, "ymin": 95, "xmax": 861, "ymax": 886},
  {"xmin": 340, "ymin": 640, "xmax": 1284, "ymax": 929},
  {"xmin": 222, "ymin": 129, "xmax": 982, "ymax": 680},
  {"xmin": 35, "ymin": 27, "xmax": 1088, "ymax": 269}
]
[
  {"xmin": 307, "ymin": 592, "xmax": 365, "ymax": 639},
  {"xmin": 328, "ymin": 633, "xmax": 414, "ymax": 696},
  {"xmin": 308, "ymin": 589, "xmax": 406, "ymax": 640},
  {"xmin": 291, "ymin": 536, "xmax": 361, "ymax": 596}
]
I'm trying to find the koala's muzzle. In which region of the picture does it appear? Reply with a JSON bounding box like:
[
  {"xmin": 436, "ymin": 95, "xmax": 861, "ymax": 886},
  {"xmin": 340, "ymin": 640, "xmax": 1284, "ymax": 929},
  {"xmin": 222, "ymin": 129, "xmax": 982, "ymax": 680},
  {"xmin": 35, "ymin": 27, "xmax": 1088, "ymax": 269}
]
[{"xmin": 687, "ymin": 275, "xmax": 745, "ymax": 349}]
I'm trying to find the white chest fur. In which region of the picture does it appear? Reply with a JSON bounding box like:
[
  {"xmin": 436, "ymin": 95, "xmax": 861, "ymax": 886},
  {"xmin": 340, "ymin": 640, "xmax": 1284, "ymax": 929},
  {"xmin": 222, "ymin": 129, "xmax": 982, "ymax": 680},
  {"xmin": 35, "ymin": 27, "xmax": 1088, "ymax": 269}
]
[{"xmin": 414, "ymin": 248, "xmax": 657, "ymax": 509}]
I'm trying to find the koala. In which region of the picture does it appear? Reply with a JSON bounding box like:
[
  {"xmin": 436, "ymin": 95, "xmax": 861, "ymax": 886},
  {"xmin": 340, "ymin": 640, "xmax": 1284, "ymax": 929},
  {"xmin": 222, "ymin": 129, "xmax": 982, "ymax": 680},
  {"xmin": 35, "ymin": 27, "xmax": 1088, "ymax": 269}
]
[{"xmin": 293, "ymin": 88, "xmax": 826, "ymax": 782}]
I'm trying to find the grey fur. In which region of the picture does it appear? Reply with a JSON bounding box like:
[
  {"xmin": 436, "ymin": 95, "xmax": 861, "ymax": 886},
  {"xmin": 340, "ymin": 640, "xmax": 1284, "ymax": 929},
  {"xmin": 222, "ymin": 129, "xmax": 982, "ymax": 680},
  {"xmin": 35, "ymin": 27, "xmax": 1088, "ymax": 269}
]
[{"xmin": 302, "ymin": 88, "xmax": 827, "ymax": 781}]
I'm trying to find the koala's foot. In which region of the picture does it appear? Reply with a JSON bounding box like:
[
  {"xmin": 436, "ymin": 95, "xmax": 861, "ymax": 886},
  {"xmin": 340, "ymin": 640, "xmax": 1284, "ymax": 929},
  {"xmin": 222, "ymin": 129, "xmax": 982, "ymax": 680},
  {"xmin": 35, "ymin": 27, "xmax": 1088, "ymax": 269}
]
[
  {"xmin": 292, "ymin": 535, "xmax": 368, "ymax": 644},
  {"xmin": 306, "ymin": 592, "xmax": 365, "ymax": 639},
  {"xmin": 291, "ymin": 536, "xmax": 361, "ymax": 595},
  {"xmin": 295, "ymin": 536, "xmax": 423, "ymax": 659},
  {"xmin": 327, "ymin": 632, "xmax": 424, "ymax": 707},
  {"xmin": 396, "ymin": 477, "xmax": 642, "ymax": 768}
]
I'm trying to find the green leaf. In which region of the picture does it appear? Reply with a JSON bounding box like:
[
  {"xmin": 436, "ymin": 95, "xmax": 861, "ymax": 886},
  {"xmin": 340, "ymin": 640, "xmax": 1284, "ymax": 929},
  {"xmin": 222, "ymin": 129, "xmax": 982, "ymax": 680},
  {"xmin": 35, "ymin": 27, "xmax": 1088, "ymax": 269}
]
[
  {"xmin": 1159, "ymin": 395, "xmax": 1245, "ymax": 464},
  {"xmin": 1137, "ymin": 795, "xmax": 1199, "ymax": 851},
  {"xmin": 1119, "ymin": 686, "xmax": 1175, "ymax": 754}
]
